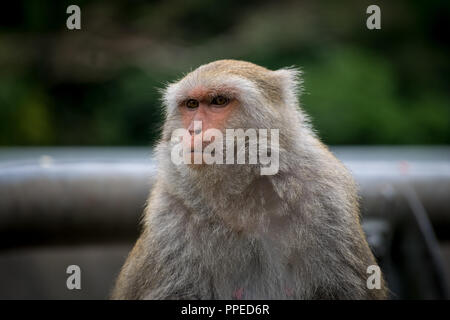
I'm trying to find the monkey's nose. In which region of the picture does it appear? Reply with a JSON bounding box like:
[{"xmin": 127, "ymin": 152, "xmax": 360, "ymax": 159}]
[{"xmin": 189, "ymin": 128, "xmax": 202, "ymax": 136}]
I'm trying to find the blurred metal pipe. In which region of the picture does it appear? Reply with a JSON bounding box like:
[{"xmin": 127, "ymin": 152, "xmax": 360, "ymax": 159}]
[{"xmin": 0, "ymin": 147, "xmax": 449, "ymax": 247}]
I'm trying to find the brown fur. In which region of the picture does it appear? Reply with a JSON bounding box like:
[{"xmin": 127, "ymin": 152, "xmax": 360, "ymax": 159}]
[{"xmin": 111, "ymin": 60, "xmax": 387, "ymax": 299}]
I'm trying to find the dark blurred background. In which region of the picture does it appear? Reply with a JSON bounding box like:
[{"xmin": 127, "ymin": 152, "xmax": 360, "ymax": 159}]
[
  {"xmin": 0, "ymin": 0, "xmax": 449, "ymax": 300},
  {"xmin": 0, "ymin": 0, "xmax": 449, "ymax": 146}
]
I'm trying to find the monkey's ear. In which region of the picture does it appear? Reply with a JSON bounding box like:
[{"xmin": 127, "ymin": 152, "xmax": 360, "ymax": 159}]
[{"xmin": 272, "ymin": 67, "xmax": 303, "ymax": 105}]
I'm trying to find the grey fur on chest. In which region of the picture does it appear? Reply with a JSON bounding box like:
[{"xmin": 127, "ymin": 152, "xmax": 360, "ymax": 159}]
[{"xmin": 152, "ymin": 223, "xmax": 302, "ymax": 299}]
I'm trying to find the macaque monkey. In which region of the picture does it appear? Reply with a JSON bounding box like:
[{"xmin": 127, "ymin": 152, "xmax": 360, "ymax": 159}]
[{"xmin": 111, "ymin": 60, "xmax": 387, "ymax": 299}]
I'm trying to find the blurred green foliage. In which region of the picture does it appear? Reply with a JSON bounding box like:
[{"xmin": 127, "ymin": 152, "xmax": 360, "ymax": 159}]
[{"xmin": 0, "ymin": 0, "xmax": 448, "ymax": 146}]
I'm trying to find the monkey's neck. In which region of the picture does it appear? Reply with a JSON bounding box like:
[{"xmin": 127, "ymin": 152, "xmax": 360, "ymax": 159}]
[
  {"xmin": 157, "ymin": 138, "xmax": 303, "ymax": 232},
  {"xmin": 170, "ymin": 164, "xmax": 294, "ymax": 233}
]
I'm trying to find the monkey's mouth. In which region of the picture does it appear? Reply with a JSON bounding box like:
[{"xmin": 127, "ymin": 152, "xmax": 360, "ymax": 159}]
[
  {"xmin": 189, "ymin": 141, "xmax": 213, "ymax": 152},
  {"xmin": 189, "ymin": 150, "xmax": 217, "ymax": 158}
]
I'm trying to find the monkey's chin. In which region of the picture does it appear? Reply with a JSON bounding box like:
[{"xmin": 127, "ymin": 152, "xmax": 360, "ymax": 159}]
[
  {"xmin": 185, "ymin": 151, "xmax": 208, "ymax": 168},
  {"xmin": 186, "ymin": 163, "xmax": 207, "ymax": 171}
]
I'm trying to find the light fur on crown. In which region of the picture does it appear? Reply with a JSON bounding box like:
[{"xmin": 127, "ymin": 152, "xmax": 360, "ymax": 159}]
[{"xmin": 161, "ymin": 63, "xmax": 303, "ymax": 117}]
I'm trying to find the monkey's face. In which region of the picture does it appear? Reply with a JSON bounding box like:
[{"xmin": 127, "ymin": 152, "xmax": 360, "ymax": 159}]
[
  {"xmin": 166, "ymin": 82, "xmax": 260, "ymax": 167},
  {"xmin": 160, "ymin": 60, "xmax": 301, "ymax": 171},
  {"xmin": 178, "ymin": 88, "xmax": 239, "ymax": 153}
]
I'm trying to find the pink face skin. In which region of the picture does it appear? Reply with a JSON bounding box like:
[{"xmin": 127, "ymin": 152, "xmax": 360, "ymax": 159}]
[{"xmin": 179, "ymin": 86, "xmax": 238, "ymax": 154}]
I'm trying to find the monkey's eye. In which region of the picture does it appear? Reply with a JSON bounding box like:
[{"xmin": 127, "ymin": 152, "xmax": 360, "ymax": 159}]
[
  {"xmin": 211, "ymin": 96, "xmax": 229, "ymax": 106},
  {"xmin": 186, "ymin": 99, "xmax": 199, "ymax": 109}
]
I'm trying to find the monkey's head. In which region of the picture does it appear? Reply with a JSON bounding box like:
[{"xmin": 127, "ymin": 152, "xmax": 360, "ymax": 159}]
[
  {"xmin": 162, "ymin": 59, "xmax": 303, "ymax": 137},
  {"xmin": 157, "ymin": 60, "xmax": 307, "ymax": 189}
]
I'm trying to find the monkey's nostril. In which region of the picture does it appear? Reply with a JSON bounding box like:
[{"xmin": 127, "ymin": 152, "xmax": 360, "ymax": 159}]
[{"xmin": 188, "ymin": 129, "xmax": 202, "ymax": 136}]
